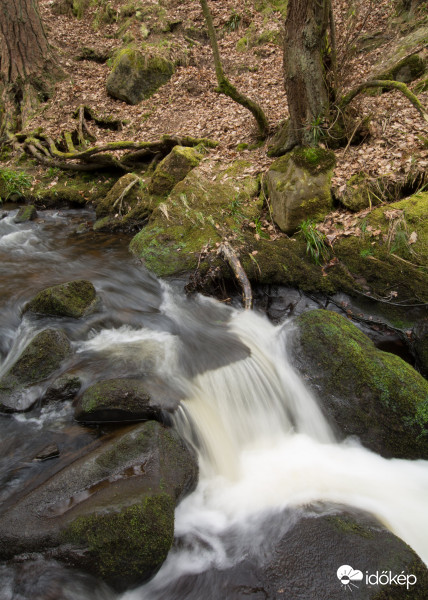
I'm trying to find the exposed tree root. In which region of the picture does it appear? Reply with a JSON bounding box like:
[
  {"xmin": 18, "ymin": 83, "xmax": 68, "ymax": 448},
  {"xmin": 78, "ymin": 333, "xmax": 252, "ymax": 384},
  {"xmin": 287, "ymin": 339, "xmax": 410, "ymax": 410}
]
[
  {"xmin": 7, "ymin": 109, "xmax": 218, "ymax": 171},
  {"xmin": 339, "ymin": 79, "xmax": 428, "ymax": 123}
]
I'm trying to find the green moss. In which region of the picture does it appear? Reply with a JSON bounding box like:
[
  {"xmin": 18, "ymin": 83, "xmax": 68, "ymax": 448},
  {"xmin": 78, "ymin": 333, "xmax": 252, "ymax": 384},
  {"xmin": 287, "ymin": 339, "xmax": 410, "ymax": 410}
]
[
  {"xmin": 291, "ymin": 147, "xmax": 336, "ymax": 176},
  {"xmin": 296, "ymin": 310, "xmax": 428, "ymax": 458},
  {"xmin": 24, "ymin": 280, "xmax": 97, "ymax": 319},
  {"xmin": 327, "ymin": 515, "xmax": 375, "ymax": 539},
  {"xmin": 377, "ymin": 54, "xmax": 426, "ymax": 84},
  {"xmin": 130, "ymin": 164, "xmax": 261, "ymax": 277},
  {"xmin": 64, "ymin": 493, "xmax": 174, "ymax": 586},
  {"xmin": 0, "ymin": 329, "xmax": 72, "ymax": 390},
  {"xmin": 14, "ymin": 205, "xmax": 37, "ymax": 223}
]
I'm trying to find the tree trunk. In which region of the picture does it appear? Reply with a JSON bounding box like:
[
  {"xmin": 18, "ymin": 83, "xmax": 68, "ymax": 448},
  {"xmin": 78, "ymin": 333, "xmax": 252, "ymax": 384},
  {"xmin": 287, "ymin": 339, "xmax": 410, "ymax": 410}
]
[
  {"xmin": 0, "ymin": 0, "xmax": 58, "ymax": 134},
  {"xmin": 283, "ymin": 0, "xmax": 330, "ymax": 150}
]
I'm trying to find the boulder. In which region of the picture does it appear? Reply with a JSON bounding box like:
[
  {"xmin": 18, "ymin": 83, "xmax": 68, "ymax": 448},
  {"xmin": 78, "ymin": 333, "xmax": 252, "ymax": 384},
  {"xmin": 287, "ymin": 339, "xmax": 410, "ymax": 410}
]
[
  {"xmin": 0, "ymin": 420, "xmax": 198, "ymax": 591},
  {"xmin": 14, "ymin": 205, "xmax": 37, "ymax": 223},
  {"xmin": 265, "ymin": 147, "xmax": 335, "ymax": 234},
  {"xmin": 163, "ymin": 505, "xmax": 428, "ymax": 600},
  {"xmin": 370, "ymin": 26, "xmax": 427, "ymax": 85},
  {"xmin": 43, "ymin": 374, "xmax": 82, "ymax": 405},
  {"xmin": 106, "ymin": 47, "xmax": 174, "ymax": 105},
  {"xmin": 148, "ymin": 145, "xmax": 203, "ymax": 195},
  {"xmin": 291, "ymin": 309, "xmax": 428, "ymax": 459},
  {"xmin": 130, "ymin": 161, "xmax": 261, "ymax": 277},
  {"xmin": 93, "ymin": 173, "xmax": 154, "ymax": 232},
  {"xmin": 74, "ymin": 377, "xmax": 177, "ymax": 423},
  {"xmin": 0, "ymin": 329, "xmax": 72, "ymax": 412},
  {"xmin": 24, "ymin": 280, "xmax": 97, "ymax": 318}
]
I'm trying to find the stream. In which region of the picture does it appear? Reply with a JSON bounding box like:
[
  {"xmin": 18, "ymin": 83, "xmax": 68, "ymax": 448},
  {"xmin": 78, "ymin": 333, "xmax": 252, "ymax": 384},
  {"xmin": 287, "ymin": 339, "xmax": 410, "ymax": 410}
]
[{"xmin": 0, "ymin": 206, "xmax": 428, "ymax": 599}]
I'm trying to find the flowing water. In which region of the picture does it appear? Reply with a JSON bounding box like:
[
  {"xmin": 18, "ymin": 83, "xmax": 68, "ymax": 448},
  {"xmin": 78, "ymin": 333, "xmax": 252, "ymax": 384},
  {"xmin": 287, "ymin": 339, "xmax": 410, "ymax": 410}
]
[{"xmin": 0, "ymin": 206, "xmax": 428, "ymax": 599}]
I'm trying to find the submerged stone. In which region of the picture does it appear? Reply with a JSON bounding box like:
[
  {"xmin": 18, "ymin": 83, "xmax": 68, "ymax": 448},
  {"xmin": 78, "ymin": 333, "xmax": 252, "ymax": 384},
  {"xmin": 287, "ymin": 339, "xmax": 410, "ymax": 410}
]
[
  {"xmin": 265, "ymin": 148, "xmax": 335, "ymax": 234},
  {"xmin": 291, "ymin": 309, "xmax": 428, "ymax": 459},
  {"xmin": 14, "ymin": 205, "xmax": 37, "ymax": 223},
  {"xmin": 0, "ymin": 328, "xmax": 72, "ymax": 412},
  {"xmin": 24, "ymin": 280, "xmax": 97, "ymax": 318}
]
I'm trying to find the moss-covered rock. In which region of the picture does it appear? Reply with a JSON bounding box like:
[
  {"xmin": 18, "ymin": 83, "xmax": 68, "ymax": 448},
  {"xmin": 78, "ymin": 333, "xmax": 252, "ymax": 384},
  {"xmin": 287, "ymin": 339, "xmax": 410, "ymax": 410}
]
[
  {"xmin": 172, "ymin": 504, "xmax": 428, "ymax": 599},
  {"xmin": 130, "ymin": 162, "xmax": 262, "ymax": 277},
  {"xmin": 93, "ymin": 173, "xmax": 155, "ymax": 232},
  {"xmin": 339, "ymin": 172, "xmax": 383, "ymax": 212},
  {"xmin": 65, "ymin": 493, "xmax": 174, "ymax": 590},
  {"xmin": 13, "ymin": 205, "xmax": 37, "ymax": 223},
  {"xmin": 0, "ymin": 329, "xmax": 72, "ymax": 412},
  {"xmin": 148, "ymin": 145, "xmax": 202, "ymax": 195},
  {"xmin": 43, "ymin": 374, "xmax": 82, "ymax": 405},
  {"xmin": 106, "ymin": 47, "xmax": 174, "ymax": 105},
  {"xmin": 292, "ymin": 309, "xmax": 428, "ymax": 458},
  {"xmin": 74, "ymin": 377, "xmax": 172, "ymax": 423},
  {"xmin": 24, "ymin": 280, "xmax": 97, "ymax": 319},
  {"xmin": 370, "ymin": 26, "xmax": 428, "ymax": 84},
  {"xmin": 0, "ymin": 420, "xmax": 197, "ymax": 590},
  {"xmin": 265, "ymin": 148, "xmax": 335, "ymax": 234}
]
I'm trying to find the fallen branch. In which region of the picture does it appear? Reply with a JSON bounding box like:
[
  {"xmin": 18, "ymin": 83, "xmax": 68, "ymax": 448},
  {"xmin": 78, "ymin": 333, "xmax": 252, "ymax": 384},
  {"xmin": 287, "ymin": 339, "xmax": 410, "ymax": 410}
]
[{"xmin": 218, "ymin": 241, "xmax": 253, "ymax": 310}]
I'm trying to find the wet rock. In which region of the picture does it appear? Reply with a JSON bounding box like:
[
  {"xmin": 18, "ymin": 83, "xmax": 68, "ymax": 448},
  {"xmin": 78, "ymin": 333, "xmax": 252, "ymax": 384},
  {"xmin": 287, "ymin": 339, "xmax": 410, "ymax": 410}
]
[
  {"xmin": 148, "ymin": 145, "xmax": 203, "ymax": 196},
  {"xmin": 34, "ymin": 443, "xmax": 60, "ymax": 461},
  {"xmin": 414, "ymin": 318, "xmax": 428, "ymax": 377},
  {"xmin": 24, "ymin": 280, "xmax": 97, "ymax": 319},
  {"xmin": 74, "ymin": 377, "xmax": 173, "ymax": 423},
  {"xmin": 169, "ymin": 505, "xmax": 428, "ymax": 600},
  {"xmin": 14, "ymin": 205, "xmax": 37, "ymax": 223},
  {"xmin": 106, "ymin": 48, "xmax": 174, "ymax": 105},
  {"xmin": 0, "ymin": 421, "xmax": 198, "ymax": 591},
  {"xmin": 2, "ymin": 558, "xmax": 115, "ymax": 600},
  {"xmin": 43, "ymin": 374, "xmax": 82, "ymax": 404},
  {"xmin": 291, "ymin": 309, "xmax": 428, "ymax": 459},
  {"xmin": 0, "ymin": 329, "xmax": 72, "ymax": 412},
  {"xmin": 265, "ymin": 147, "xmax": 335, "ymax": 234}
]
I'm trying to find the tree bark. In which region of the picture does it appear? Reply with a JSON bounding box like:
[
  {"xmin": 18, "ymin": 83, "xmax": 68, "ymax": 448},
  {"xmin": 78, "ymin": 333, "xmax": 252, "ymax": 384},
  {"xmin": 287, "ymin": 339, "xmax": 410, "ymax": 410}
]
[
  {"xmin": 283, "ymin": 0, "xmax": 330, "ymax": 150},
  {"xmin": 0, "ymin": 0, "xmax": 58, "ymax": 133}
]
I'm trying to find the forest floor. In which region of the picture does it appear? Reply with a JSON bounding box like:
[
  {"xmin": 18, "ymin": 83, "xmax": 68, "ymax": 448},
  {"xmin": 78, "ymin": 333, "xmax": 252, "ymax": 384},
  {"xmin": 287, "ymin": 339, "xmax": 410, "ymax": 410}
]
[{"xmin": 13, "ymin": 0, "xmax": 428, "ymax": 230}]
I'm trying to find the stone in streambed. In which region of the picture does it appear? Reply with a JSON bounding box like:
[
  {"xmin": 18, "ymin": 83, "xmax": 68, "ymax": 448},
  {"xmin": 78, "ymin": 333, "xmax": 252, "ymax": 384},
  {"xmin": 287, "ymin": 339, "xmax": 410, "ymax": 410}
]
[
  {"xmin": 74, "ymin": 377, "xmax": 175, "ymax": 423},
  {"xmin": 0, "ymin": 420, "xmax": 198, "ymax": 591},
  {"xmin": 24, "ymin": 280, "xmax": 97, "ymax": 319},
  {"xmin": 0, "ymin": 328, "xmax": 72, "ymax": 412},
  {"xmin": 291, "ymin": 309, "xmax": 428, "ymax": 459},
  {"xmin": 172, "ymin": 505, "xmax": 428, "ymax": 599},
  {"xmin": 14, "ymin": 205, "xmax": 37, "ymax": 223}
]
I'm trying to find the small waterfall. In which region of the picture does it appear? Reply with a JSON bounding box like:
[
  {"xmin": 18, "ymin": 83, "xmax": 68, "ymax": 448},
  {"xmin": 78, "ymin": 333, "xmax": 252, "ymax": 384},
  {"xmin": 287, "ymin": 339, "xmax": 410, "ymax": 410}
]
[{"xmin": 120, "ymin": 285, "xmax": 428, "ymax": 599}]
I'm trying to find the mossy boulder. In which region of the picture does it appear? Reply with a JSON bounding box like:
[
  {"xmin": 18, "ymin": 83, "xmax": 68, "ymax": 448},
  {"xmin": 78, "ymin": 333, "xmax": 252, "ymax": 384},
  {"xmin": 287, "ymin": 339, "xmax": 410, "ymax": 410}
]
[
  {"xmin": 106, "ymin": 47, "xmax": 174, "ymax": 105},
  {"xmin": 371, "ymin": 26, "xmax": 428, "ymax": 84},
  {"xmin": 0, "ymin": 329, "xmax": 72, "ymax": 412},
  {"xmin": 0, "ymin": 420, "xmax": 198, "ymax": 591},
  {"xmin": 24, "ymin": 280, "xmax": 97, "ymax": 319},
  {"xmin": 265, "ymin": 147, "xmax": 335, "ymax": 234},
  {"xmin": 291, "ymin": 309, "xmax": 428, "ymax": 459},
  {"xmin": 74, "ymin": 377, "xmax": 175, "ymax": 423},
  {"xmin": 148, "ymin": 145, "xmax": 202, "ymax": 195},
  {"xmin": 171, "ymin": 504, "xmax": 428, "ymax": 599},
  {"xmin": 94, "ymin": 173, "xmax": 155, "ymax": 231},
  {"xmin": 339, "ymin": 172, "xmax": 383, "ymax": 212},
  {"xmin": 13, "ymin": 205, "xmax": 37, "ymax": 223},
  {"xmin": 130, "ymin": 161, "xmax": 261, "ymax": 277}
]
